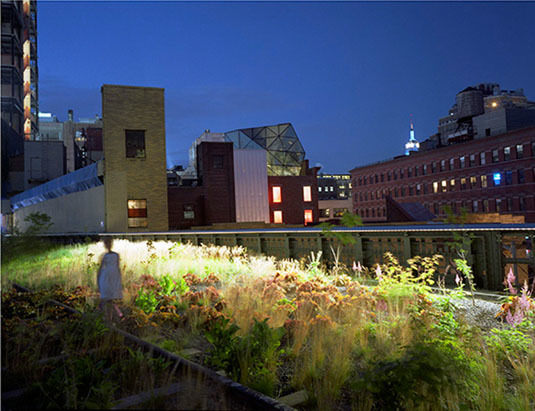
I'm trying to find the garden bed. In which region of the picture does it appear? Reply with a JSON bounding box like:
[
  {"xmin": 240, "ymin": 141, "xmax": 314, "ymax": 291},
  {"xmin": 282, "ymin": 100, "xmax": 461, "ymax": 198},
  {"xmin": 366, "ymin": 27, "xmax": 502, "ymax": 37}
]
[{"xmin": 2, "ymin": 239, "xmax": 534, "ymax": 410}]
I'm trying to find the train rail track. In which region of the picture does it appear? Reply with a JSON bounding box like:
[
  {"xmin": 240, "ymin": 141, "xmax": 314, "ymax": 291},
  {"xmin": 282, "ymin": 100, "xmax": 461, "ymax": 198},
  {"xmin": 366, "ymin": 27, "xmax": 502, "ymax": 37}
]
[{"xmin": 2, "ymin": 283, "xmax": 294, "ymax": 411}]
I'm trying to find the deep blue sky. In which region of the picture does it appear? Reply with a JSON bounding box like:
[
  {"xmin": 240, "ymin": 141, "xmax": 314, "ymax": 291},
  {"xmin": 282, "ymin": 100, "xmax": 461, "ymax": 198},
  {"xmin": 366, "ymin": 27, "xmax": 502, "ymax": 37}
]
[{"xmin": 38, "ymin": 1, "xmax": 535, "ymax": 172}]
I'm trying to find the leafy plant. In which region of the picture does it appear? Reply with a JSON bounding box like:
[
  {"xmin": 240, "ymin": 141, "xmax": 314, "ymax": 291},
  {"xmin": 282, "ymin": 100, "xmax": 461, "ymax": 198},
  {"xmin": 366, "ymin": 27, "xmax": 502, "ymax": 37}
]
[
  {"xmin": 320, "ymin": 212, "xmax": 362, "ymax": 275},
  {"xmin": 135, "ymin": 289, "xmax": 158, "ymax": 314}
]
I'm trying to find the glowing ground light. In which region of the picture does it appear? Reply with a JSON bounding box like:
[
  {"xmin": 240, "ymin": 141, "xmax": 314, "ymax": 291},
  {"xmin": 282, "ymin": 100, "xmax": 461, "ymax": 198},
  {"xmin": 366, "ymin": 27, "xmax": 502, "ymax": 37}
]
[{"xmin": 493, "ymin": 172, "xmax": 501, "ymax": 185}]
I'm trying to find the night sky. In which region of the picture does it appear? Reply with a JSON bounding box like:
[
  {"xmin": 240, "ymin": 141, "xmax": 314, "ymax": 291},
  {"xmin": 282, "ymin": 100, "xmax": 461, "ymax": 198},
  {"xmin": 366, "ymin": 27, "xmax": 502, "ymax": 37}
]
[{"xmin": 38, "ymin": 1, "xmax": 535, "ymax": 173}]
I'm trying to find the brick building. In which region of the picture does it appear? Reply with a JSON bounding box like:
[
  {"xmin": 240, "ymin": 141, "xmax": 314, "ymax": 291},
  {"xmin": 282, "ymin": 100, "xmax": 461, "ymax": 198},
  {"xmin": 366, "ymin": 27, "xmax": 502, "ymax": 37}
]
[
  {"xmin": 268, "ymin": 161, "xmax": 319, "ymax": 225},
  {"xmin": 168, "ymin": 142, "xmax": 236, "ymax": 230},
  {"xmin": 350, "ymin": 126, "xmax": 535, "ymax": 223}
]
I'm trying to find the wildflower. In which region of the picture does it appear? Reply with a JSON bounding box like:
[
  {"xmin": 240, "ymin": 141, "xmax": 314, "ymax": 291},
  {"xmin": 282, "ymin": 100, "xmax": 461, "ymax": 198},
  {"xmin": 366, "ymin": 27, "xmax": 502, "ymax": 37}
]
[
  {"xmin": 375, "ymin": 265, "xmax": 382, "ymax": 281},
  {"xmin": 455, "ymin": 273, "xmax": 461, "ymax": 286},
  {"xmin": 503, "ymin": 267, "xmax": 517, "ymax": 295}
]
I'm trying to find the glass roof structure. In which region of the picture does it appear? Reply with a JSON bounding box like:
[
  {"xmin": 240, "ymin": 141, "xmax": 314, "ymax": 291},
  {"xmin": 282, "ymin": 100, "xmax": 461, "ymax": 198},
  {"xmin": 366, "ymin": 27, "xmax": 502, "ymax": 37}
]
[{"xmin": 224, "ymin": 123, "xmax": 305, "ymax": 176}]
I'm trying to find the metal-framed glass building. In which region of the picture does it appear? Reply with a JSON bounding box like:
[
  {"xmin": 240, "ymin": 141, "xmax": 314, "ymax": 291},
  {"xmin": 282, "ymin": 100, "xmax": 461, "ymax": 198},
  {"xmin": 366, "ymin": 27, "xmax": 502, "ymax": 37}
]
[{"xmin": 224, "ymin": 123, "xmax": 305, "ymax": 176}]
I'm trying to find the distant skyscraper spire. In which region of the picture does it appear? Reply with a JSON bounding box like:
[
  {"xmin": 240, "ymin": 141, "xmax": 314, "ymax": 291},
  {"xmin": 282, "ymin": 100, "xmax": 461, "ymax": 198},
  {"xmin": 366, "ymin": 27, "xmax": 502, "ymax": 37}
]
[{"xmin": 405, "ymin": 116, "xmax": 420, "ymax": 155}]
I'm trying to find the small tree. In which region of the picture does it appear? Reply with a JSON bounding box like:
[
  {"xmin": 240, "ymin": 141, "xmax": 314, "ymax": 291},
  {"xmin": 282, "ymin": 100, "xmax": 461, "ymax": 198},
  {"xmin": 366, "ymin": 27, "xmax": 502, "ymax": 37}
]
[
  {"xmin": 320, "ymin": 212, "xmax": 362, "ymax": 275},
  {"xmin": 23, "ymin": 212, "xmax": 53, "ymax": 235}
]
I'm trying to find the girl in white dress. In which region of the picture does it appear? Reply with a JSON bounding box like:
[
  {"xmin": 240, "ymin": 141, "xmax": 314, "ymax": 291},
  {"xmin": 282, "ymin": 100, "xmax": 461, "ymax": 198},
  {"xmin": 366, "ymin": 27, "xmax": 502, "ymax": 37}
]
[{"xmin": 97, "ymin": 237, "xmax": 123, "ymax": 321}]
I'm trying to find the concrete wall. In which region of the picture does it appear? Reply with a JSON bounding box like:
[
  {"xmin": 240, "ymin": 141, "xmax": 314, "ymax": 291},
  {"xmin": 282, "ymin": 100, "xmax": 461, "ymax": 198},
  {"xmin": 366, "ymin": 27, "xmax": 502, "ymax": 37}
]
[
  {"xmin": 234, "ymin": 149, "xmax": 269, "ymax": 223},
  {"xmin": 24, "ymin": 140, "xmax": 65, "ymax": 190},
  {"xmin": 13, "ymin": 185, "xmax": 105, "ymax": 233},
  {"xmin": 101, "ymin": 85, "xmax": 169, "ymax": 232}
]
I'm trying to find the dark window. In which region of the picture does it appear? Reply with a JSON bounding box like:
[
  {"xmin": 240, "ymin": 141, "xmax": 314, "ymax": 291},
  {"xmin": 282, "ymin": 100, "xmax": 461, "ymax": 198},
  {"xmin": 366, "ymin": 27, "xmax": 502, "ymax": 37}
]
[
  {"xmin": 480, "ymin": 152, "xmax": 486, "ymax": 165},
  {"xmin": 519, "ymin": 197, "xmax": 526, "ymax": 211},
  {"xmin": 409, "ymin": 186, "xmax": 413, "ymax": 196},
  {"xmin": 505, "ymin": 171, "xmax": 513, "ymax": 185},
  {"xmin": 492, "ymin": 149, "xmax": 499, "ymax": 163},
  {"xmin": 460, "ymin": 156, "xmax": 465, "ymax": 168},
  {"xmin": 400, "ymin": 169, "xmax": 404, "ymax": 179},
  {"xmin": 496, "ymin": 199, "xmax": 502, "ymax": 213},
  {"xmin": 504, "ymin": 146, "xmax": 511, "ymax": 161},
  {"xmin": 433, "ymin": 203, "xmax": 438, "ymax": 215},
  {"xmin": 532, "ymin": 141, "xmax": 535, "ymax": 157},
  {"xmin": 184, "ymin": 204, "xmax": 195, "ymax": 219},
  {"xmin": 394, "ymin": 170, "xmax": 398, "ymax": 180},
  {"xmin": 387, "ymin": 171, "xmax": 391, "ymax": 181},
  {"xmin": 507, "ymin": 197, "xmax": 513, "ymax": 212},
  {"xmin": 128, "ymin": 199, "xmax": 148, "ymax": 227},
  {"xmin": 449, "ymin": 158, "xmax": 454, "ymax": 170},
  {"xmin": 423, "ymin": 164, "xmax": 427, "ymax": 175},
  {"xmin": 469, "ymin": 154, "xmax": 476, "ymax": 167},
  {"xmin": 401, "ymin": 187, "xmax": 405, "ymax": 196},
  {"xmin": 380, "ymin": 174, "xmax": 384, "ymax": 182},
  {"xmin": 483, "ymin": 200, "xmax": 489, "ymax": 212},
  {"xmin": 125, "ymin": 130, "xmax": 146, "ymax": 158},
  {"xmin": 375, "ymin": 174, "xmax": 378, "ymax": 183},
  {"xmin": 518, "ymin": 169, "xmax": 525, "ymax": 184},
  {"xmin": 408, "ymin": 167, "xmax": 412, "ymax": 178},
  {"xmin": 432, "ymin": 162, "xmax": 437, "ymax": 173},
  {"xmin": 423, "ymin": 183, "xmax": 428, "ymax": 194},
  {"xmin": 414, "ymin": 166, "xmax": 418, "ymax": 177},
  {"xmin": 516, "ymin": 144, "xmax": 524, "ymax": 159},
  {"xmin": 213, "ymin": 155, "xmax": 224, "ymax": 169},
  {"xmin": 472, "ymin": 200, "xmax": 478, "ymax": 213},
  {"xmin": 440, "ymin": 160, "xmax": 445, "ymax": 172},
  {"xmin": 485, "ymin": 128, "xmax": 491, "ymax": 136}
]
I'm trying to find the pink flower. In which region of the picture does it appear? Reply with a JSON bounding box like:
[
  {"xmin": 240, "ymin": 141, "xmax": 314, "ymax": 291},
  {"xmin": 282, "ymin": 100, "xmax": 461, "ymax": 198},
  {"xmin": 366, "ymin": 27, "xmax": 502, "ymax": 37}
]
[
  {"xmin": 455, "ymin": 273, "xmax": 462, "ymax": 286},
  {"xmin": 357, "ymin": 261, "xmax": 362, "ymax": 272},
  {"xmin": 375, "ymin": 265, "xmax": 382, "ymax": 281},
  {"xmin": 376, "ymin": 299, "xmax": 388, "ymax": 312},
  {"xmin": 504, "ymin": 268, "xmax": 517, "ymax": 295}
]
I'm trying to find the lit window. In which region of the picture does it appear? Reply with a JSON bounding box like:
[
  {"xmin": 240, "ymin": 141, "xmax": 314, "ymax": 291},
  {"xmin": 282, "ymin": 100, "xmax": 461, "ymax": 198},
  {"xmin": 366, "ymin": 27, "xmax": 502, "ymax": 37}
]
[
  {"xmin": 330, "ymin": 186, "xmax": 334, "ymax": 192},
  {"xmin": 184, "ymin": 204, "xmax": 195, "ymax": 220},
  {"xmin": 272, "ymin": 186, "xmax": 282, "ymax": 203},
  {"xmin": 303, "ymin": 186, "xmax": 312, "ymax": 202},
  {"xmin": 433, "ymin": 182, "xmax": 438, "ymax": 193},
  {"xmin": 441, "ymin": 180, "xmax": 447, "ymax": 192},
  {"xmin": 481, "ymin": 175, "xmax": 487, "ymax": 188},
  {"xmin": 318, "ymin": 187, "xmax": 322, "ymax": 192},
  {"xmin": 504, "ymin": 147, "xmax": 511, "ymax": 161},
  {"xmin": 461, "ymin": 178, "xmax": 467, "ymax": 190},
  {"xmin": 273, "ymin": 210, "xmax": 283, "ymax": 224},
  {"xmin": 450, "ymin": 179, "xmax": 455, "ymax": 189},
  {"xmin": 128, "ymin": 199, "xmax": 148, "ymax": 227},
  {"xmin": 470, "ymin": 176, "xmax": 477, "ymax": 189},
  {"xmin": 125, "ymin": 130, "xmax": 146, "ymax": 158},
  {"xmin": 304, "ymin": 209, "xmax": 313, "ymax": 225},
  {"xmin": 516, "ymin": 144, "xmax": 524, "ymax": 159},
  {"xmin": 493, "ymin": 173, "xmax": 501, "ymax": 186}
]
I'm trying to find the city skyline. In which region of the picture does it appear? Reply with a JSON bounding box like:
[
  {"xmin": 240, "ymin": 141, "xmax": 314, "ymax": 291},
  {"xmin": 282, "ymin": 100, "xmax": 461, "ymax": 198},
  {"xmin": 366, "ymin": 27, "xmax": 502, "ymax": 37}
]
[{"xmin": 37, "ymin": 1, "xmax": 535, "ymax": 172}]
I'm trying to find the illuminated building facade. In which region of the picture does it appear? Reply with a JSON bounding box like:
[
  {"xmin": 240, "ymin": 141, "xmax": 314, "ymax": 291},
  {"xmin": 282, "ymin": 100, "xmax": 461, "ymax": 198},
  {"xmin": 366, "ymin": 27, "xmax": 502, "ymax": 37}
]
[
  {"xmin": 22, "ymin": 0, "xmax": 38, "ymax": 141},
  {"xmin": 404, "ymin": 120, "xmax": 420, "ymax": 155},
  {"xmin": 350, "ymin": 126, "xmax": 535, "ymax": 223}
]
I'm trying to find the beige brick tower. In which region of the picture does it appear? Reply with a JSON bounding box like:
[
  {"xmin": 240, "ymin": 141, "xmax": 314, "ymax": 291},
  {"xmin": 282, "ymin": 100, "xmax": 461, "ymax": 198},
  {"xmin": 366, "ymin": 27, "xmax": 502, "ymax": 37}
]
[{"xmin": 101, "ymin": 85, "xmax": 169, "ymax": 232}]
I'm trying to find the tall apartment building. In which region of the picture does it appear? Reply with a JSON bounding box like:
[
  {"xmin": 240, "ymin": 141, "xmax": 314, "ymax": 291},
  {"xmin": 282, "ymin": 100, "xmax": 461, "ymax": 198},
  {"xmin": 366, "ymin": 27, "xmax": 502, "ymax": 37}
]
[{"xmin": 2, "ymin": 0, "xmax": 38, "ymax": 199}]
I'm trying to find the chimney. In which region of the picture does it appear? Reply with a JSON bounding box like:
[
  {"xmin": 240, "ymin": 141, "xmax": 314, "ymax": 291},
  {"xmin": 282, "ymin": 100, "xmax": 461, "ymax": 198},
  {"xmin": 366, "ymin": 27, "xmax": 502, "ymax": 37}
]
[{"xmin": 68, "ymin": 109, "xmax": 74, "ymax": 122}]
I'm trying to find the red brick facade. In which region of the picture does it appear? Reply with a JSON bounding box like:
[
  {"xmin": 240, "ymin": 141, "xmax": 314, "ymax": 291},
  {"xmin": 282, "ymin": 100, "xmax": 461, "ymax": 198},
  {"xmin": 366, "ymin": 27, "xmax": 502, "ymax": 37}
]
[
  {"xmin": 350, "ymin": 127, "xmax": 535, "ymax": 223},
  {"xmin": 168, "ymin": 142, "xmax": 236, "ymax": 229},
  {"xmin": 268, "ymin": 174, "xmax": 319, "ymax": 225}
]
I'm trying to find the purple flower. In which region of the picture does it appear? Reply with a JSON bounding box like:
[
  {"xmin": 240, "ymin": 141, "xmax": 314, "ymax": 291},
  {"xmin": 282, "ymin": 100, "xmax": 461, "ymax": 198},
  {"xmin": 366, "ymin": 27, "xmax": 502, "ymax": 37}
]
[{"xmin": 376, "ymin": 299, "xmax": 388, "ymax": 312}]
